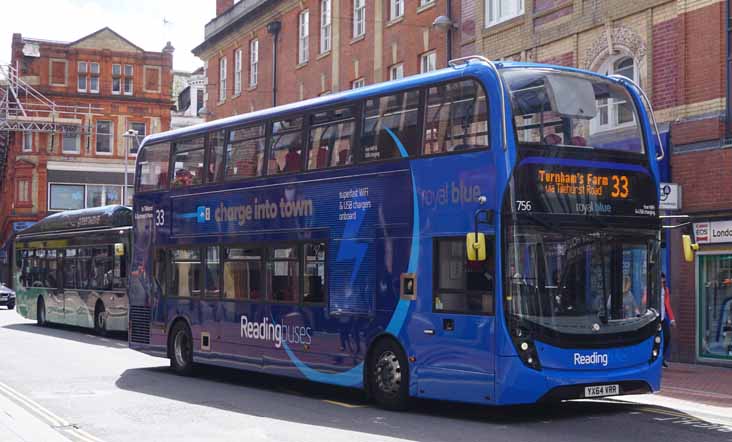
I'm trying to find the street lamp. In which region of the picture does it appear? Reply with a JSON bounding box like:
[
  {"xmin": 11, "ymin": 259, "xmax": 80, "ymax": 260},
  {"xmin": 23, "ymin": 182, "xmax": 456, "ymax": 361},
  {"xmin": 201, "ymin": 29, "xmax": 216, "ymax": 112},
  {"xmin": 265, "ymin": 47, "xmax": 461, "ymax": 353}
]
[{"xmin": 122, "ymin": 129, "xmax": 139, "ymax": 206}]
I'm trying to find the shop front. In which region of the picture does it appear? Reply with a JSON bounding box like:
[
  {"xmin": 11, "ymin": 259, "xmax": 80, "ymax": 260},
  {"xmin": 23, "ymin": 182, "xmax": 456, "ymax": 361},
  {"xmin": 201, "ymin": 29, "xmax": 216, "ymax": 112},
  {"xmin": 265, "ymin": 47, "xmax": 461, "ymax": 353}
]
[{"xmin": 693, "ymin": 221, "xmax": 732, "ymax": 363}]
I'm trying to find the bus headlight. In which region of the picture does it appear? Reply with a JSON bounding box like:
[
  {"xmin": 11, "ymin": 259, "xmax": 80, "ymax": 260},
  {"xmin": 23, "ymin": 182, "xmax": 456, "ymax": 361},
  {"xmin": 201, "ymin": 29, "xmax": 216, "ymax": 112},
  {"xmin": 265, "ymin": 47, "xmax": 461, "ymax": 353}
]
[
  {"xmin": 650, "ymin": 321, "xmax": 662, "ymax": 364},
  {"xmin": 512, "ymin": 328, "xmax": 541, "ymax": 370}
]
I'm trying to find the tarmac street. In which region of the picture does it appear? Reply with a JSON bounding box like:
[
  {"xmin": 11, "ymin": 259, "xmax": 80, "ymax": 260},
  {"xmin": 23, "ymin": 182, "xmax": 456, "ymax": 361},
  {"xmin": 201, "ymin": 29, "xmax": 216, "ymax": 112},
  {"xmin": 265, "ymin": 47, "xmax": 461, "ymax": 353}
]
[{"xmin": 0, "ymin": 309, "xmax": 730, "ymax": 442}]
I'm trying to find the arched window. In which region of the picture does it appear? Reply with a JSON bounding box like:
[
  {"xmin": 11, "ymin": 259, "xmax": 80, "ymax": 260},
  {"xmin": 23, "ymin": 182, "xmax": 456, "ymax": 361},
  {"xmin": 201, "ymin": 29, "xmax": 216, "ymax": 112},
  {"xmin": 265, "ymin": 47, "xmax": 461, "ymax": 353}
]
[{"xmin": 592, "ymin": 55, "xmax": 637, "ymax": 132}]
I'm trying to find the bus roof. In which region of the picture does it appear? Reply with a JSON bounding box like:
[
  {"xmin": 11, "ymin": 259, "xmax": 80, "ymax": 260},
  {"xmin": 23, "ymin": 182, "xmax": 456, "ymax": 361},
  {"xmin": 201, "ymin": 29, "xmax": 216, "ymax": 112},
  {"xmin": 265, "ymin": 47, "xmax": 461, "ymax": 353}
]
[
  {"xmin": 16, "ymin": 205, "xmax": 132, "ymax": 238},
  {"xmin": 135, "ymin": 60, "xmax": 621, "ymax": 156}
]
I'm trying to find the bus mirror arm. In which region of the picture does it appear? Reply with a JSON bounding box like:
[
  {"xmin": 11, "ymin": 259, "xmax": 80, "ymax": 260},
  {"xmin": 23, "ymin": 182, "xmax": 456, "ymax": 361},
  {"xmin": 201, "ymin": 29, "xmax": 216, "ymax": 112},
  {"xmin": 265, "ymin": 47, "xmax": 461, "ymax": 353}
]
[
  {"xmin": 609, "ymin": 75, "xmax": 664, "ymax": 162},
  {"xmin": 467, "ymin": 209, "xmax": 494, "ymax": 261}
]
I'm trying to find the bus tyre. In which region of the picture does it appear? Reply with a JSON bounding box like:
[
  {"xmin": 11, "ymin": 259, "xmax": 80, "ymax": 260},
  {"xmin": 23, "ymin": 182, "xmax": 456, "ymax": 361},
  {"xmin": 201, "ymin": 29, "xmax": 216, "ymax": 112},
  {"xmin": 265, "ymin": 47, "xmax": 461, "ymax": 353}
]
[
  {"xmin": 36, "ymin": 298, "xmax": 46, "ymax": 326},
  {"xmin": 94, "ymin": 303, "xmax": 107, "ymax": 337},
  {"xmin": 169, "ymin": 321, "xmax": 194, "ymax": 376},
  {"xmin": 368, "ymin": 339, "xmax": 410, "ymax": 411}
]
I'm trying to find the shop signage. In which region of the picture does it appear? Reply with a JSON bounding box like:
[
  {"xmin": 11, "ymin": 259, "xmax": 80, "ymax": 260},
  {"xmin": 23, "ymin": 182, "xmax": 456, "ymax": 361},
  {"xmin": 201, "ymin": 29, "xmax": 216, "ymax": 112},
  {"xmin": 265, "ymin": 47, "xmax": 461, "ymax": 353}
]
[
  {"xmin": 694, "ymin": 220, "xmax": 732, "ymax": 244},
  {"xmin": 12, "ymin": 222, "xmax": 36, "ymax": 233},
  {"xmin": 659, "ymin": 183, "xmax": 681, "ymax": 210}
]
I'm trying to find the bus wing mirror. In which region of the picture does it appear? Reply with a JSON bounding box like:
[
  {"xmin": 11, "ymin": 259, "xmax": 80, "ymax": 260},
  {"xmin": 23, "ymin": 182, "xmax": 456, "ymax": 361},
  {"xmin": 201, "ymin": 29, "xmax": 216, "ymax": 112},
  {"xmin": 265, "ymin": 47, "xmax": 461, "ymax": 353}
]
[
  {"xmin": 466, "ymin": 233, "xmax": 486, "ymax": 262},
  {"xmin": 682, "ymin": 235, "xmax": 698, "ymax": 263},
  {"xmin": 115, "ymin": 243, "xmax": 125, "ymax": 257}
]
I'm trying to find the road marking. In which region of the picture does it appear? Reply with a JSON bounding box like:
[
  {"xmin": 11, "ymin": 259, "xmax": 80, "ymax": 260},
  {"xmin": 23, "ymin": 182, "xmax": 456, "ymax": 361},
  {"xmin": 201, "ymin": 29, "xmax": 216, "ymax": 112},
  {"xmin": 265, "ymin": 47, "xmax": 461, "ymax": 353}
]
[
  {"xmin": 322, "ymin": 399, "xmax": 367, "ymax": 408},
  {"xmin": 0, "ymin": 381, "xmax": 106, "ymax": 442}
]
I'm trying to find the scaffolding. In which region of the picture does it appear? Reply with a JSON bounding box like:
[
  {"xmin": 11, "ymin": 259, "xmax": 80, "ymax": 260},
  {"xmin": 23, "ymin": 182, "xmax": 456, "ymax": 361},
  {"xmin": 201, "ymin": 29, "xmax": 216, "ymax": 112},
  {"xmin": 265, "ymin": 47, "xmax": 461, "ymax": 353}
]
[{"xmin": 0, "ymin": 63, "xmax": 102, "ymax": 189}]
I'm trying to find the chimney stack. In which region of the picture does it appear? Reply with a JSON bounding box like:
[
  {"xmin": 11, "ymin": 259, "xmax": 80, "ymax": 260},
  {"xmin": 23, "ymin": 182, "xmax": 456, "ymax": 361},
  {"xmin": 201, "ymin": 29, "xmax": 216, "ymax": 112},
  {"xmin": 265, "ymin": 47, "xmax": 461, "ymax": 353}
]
[{"xmin": 216, "ymin": 0, "xmax": 234, "ymax": 16}]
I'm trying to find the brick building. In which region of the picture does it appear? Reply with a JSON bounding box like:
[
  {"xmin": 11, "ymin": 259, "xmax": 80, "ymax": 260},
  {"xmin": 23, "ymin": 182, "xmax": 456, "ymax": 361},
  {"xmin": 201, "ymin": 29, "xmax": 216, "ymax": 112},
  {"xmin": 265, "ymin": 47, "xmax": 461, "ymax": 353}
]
[
  {"xmin": 192, "ymin": 0, "xmax": 453, "ymax": 116},
  {"xmin": 192, "ymin": 0, "xmax": 732, "ymax": 365},
  {"xmin": 0, "ymin": 28, "xmax": 173, "ymax": 247}
]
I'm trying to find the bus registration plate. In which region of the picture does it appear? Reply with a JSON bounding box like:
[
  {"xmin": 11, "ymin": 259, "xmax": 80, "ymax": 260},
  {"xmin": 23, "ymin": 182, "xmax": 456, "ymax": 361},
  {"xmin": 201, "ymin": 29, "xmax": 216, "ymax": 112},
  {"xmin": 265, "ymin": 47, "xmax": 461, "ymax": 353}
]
[{"xmin": 584, "ymin": 384, "xmax": 619, "ymax": 398}]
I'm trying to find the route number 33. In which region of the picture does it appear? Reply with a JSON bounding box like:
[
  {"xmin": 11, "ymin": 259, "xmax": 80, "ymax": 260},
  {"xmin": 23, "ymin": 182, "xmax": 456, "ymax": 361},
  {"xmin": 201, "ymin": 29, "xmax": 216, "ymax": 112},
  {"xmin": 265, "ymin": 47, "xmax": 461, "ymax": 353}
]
[
  {"xmin": 155, "ymin": 209, "xmax": 165, "ymax": 226},
  {"xmin": 611, "ymin": 175, "xmax": 629, "ymax": 198}
]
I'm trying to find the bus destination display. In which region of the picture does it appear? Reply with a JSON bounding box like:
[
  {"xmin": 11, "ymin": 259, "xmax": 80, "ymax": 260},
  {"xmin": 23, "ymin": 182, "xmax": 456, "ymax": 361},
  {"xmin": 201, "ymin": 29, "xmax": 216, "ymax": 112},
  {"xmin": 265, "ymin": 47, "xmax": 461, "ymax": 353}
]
[{"xmin": 513, "ymin": 163, "xmax": 657, "ymax": 217}]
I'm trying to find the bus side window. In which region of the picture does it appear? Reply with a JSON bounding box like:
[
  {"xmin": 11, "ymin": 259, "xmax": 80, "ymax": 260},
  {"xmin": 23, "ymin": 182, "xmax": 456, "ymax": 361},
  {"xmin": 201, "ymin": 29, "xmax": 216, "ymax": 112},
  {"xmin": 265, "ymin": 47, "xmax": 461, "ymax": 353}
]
[
  {"xmin": 223, "ymin": 247, "xmax": 264, "ymax": 300},
  {"xmin": 172, "ymin": 138, "xmax": 205, "ymax": 187},
  {"xmin": 307, "ymin": 108, "xmax": 355, "ymax": 169},
  {"xmin": 136, "ymin": 142, "xmax": 171, "ymax": 192},
  {"xmin": 171, "ymin": 248, "xmax": 202, "ymax": 297},
  {"xmin": 153, "ymin": 249, "xmax": 169, "ymax": 296},
  {"xmin": 269, "ymin": 246, "xmax": 299, "ymax": 303},
  {"xmin": 424, "ymin": 80, "xmax": 490, "ymax": 155},
  {"xmin": 269, "ymin": 117, "xmax": 304, "ymax": 175},
  {"xmin": 225, "ymin": 125, "xmax": 266, "ymax": 180},
  {"xmin": 361, "ymin": 90, "xmax": 420, "ymax": 162},
  {"xmin": 433, "ymin": 238, "xmax": 494, "ymax": 315},
  {"xmin": 304, "ymin": 242, "xmax": 326, "ymax": 303},
  {"xmin": 207, "ymin": 130, "xmax": 227, "ymax": 183},
  {"xmin": 63, "ymin": 248, "xmax": 78, "ymax": 290}
]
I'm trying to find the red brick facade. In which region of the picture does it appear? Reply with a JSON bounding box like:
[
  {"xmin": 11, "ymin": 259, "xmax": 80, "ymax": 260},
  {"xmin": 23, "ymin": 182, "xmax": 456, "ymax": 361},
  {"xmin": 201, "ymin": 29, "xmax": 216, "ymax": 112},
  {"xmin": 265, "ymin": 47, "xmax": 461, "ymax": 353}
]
[
  {"xmin": 0, "ymin": 28, "xmax": 173, "ymax": 245},
  {"xmin": 195, "ymin": 0, "xmax": 452, "ymax": 117}
]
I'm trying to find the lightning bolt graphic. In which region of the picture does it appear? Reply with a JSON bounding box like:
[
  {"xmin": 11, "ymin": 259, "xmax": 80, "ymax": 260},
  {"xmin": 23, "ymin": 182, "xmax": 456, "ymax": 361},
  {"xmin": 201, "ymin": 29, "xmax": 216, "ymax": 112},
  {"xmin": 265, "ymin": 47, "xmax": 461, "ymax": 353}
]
[{"xmin": 336, "ymin": 201, "xmax": 368, "ymax": 287}]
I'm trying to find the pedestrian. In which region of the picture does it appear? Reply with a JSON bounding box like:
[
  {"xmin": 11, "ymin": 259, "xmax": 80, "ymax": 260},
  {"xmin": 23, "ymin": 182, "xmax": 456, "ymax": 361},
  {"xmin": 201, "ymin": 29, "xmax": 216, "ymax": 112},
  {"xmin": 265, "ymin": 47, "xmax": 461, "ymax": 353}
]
[{"xmin": 661, "ymin": 273, "xmax": 676, "ymax": 367}]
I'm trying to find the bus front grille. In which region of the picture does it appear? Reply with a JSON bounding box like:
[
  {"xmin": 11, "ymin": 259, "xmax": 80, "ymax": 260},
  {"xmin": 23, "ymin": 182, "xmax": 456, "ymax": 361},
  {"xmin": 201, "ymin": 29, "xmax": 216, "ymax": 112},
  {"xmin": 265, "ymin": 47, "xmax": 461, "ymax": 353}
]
[{"xmin": 129, "ymin": 306, "xmax": 151, "ymax": 344}]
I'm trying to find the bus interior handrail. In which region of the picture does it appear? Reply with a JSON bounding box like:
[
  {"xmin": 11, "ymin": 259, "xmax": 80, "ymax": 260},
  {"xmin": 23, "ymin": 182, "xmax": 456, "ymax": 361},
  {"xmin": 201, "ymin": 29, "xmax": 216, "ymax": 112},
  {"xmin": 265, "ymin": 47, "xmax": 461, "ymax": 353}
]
[
  {"xmin": 449, "ymin": 56, "xmax": 508, "ymax": 151},
  {"xmin": 609, "ymin": 74, "xmax": 665, "ymax": 162}
]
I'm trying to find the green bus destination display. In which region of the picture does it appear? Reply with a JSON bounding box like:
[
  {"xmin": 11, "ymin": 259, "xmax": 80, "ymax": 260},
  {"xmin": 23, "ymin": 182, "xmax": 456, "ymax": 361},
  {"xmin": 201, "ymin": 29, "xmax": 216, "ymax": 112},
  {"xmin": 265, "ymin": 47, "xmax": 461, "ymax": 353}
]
[{"xmin": 513, "ymin": 163, "xmax": 658, "ymax": 217}]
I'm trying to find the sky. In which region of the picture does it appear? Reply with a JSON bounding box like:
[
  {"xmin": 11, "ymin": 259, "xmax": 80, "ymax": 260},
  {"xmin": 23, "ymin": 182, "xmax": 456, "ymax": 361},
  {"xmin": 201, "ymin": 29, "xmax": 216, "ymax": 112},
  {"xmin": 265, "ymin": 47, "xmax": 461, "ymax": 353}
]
[{"xmin": 0, "ymin": 0, "xmax": 212, "ymax": 72}]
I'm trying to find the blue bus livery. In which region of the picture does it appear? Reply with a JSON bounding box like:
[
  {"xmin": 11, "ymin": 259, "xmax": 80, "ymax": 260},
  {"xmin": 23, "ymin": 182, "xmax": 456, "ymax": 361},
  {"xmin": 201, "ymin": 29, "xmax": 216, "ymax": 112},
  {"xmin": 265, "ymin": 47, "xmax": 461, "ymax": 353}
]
[{"xmin": 129, "ymin": 57, "xmax": 664, "ymax": 409}]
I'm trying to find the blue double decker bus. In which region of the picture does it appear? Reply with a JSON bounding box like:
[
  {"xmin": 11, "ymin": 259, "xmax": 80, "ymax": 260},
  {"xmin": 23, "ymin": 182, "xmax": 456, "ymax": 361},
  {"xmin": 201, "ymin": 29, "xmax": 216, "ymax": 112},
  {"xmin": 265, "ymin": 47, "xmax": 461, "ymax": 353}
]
[{"xmin": 129, "ymin": 57, "xmax": 664, "ymax": 409}]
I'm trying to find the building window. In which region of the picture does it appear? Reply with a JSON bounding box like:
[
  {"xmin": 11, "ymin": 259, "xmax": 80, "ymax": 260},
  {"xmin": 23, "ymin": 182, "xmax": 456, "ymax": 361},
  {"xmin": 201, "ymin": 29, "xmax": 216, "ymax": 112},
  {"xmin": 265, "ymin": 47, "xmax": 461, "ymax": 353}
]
[
  {"xmin": 16, "ymin": 179, "xmax": 31, "ymax": 205},
  {"xmin": 219, "ymin": 57, "xmax": 227, "ymax": 102},
  {"xmin": 419, "ymin": 0, "xmax": 434, "ymax": 6},
  {"xmin": 49, "ymin": 184, "xmax": 85, "ymax": 210},
  {"xmin": 124, "ymin": 64, "xmax": 133, "ymax": 95},
  {"xmin": 353, "ymin": 0, "xmax": 366, "ymax": 38},
  {"xmin": 299, "ymin": 10, "xmax": 310, "ymax": 64},
  {"xmin": 420, "ymin": 51, "xmax": 436, "ymax": 73},
  {"xmin": 485, "ymin": 0, "xmax": 524, "ymax": 27},
  {"xmin": 77, "ymin": 62, "xmax": 99, "ymax": 93},
  {"xmin": 62, "ymin": 126, "xmax": 80, "ymax": 154},
  {"xmin": 112, "ymin": 64, "xmax": 121, "ymax": 94},
  {"xmin": 352, "ymin": 78, "xmax": 365, "ymax": 89},
  {"xmin": 592, "ymin": 55, "xmax": 637, "ymax": 132},
  {"xmin": 390, "ymin": 0, "xmax": 404, "ymax": 20},
  {"xmin": 433, "ymin": 237, "xmax": 494, "ymax": 314},
  {"xmin": 128, "ymin": 122, "xmax": 146, "ymax": 156},
  {"xmin": 22, "ymin": 133, "xmax": 33, "ymax": 152},
  {"xmin": 234, "ymin": 49, "xmax": 242, "ymax": 95},
  {"xmin": 95, "ymin": 120, "xmax": 113, "ymax": 155},
  {"xmin": 249, "ymin": 39, "xmax": 258, "ymax": 87},
  {"xmin": 320, "ymin": 0, "xmax": 332, "ymax": 54},
  {"xmin": 698, "ymin": 254, "xmax": 732, "ymax": 361},
  {"xmin": 389, "ymin": 63, "xmax": 404, "ymax": 80},
  {"xmin": 78, "ymin": 62, "xmax": 87, "ymax": 92},
  {"xmin": 86, "ymin": 185, "xmax": 122, "ymax": 207}
]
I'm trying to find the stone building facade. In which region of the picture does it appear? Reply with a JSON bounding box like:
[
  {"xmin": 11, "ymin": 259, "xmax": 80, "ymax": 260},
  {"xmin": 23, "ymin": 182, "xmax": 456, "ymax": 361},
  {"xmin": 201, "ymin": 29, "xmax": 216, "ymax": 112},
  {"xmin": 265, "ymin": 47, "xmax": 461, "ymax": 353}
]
[
  {"xmin": 0, "ymin": 28, "xmax": 173, "ymax": 246},
  {"xmin": 193, "ymin": 0, "xmax": 732, "ymax": 365}
]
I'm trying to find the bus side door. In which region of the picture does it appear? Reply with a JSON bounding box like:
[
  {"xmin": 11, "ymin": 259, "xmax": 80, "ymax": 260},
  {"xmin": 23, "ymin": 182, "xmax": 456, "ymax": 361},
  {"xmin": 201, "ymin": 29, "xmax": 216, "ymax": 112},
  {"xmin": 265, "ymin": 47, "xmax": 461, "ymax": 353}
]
[{"xmin": 408, "ymin": 236, "xmax": 497, "ymax": 404}]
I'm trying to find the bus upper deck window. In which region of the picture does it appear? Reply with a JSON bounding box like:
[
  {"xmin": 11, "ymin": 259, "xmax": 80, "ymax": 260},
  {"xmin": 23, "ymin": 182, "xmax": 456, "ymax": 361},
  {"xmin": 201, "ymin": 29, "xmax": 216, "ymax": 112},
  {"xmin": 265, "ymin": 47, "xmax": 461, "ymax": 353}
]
[
  {"xmin": 136, "ymin": 142, "xmax": 171, "ymax": 192},
  {"xmin": 307, "ymin": 108, "xmax": 355, "ymax": 170},
  {"xmin": 269, "ymin": 117, "xmax": 304, "ymax": 175},
  {"xmin": 172, "ymin": 138, "xmax": 205, "ymax": 187},
  {"xmin": 361, "ymin": 90, "xmax": 420, "ymax": 161},
  {"xmin": 208, "ymin": 131, "xmax": 227, "ymax": 183},
  {"xmin": 424, "ymin": 80, "xmax": 490, "ymax": 155},
  {"xmin": 226, "ymin": 125, "xmax": 266, "ymax": 180}
]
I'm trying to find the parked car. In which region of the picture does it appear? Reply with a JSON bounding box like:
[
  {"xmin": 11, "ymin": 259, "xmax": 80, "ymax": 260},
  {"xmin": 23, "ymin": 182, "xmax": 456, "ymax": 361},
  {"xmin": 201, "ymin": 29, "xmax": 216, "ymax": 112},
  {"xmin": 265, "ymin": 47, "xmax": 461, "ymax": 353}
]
[{"xmin": 0, "ymin": 283, "xmax": 15, "ymax": 310}]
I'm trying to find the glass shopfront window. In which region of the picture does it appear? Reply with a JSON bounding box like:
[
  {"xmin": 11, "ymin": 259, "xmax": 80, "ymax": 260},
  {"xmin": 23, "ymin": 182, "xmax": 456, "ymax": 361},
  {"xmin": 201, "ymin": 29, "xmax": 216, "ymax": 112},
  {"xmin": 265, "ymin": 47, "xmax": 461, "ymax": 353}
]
[{"xmin": 698, "ymin": 253, "xmax": 732, "ymax": 361}]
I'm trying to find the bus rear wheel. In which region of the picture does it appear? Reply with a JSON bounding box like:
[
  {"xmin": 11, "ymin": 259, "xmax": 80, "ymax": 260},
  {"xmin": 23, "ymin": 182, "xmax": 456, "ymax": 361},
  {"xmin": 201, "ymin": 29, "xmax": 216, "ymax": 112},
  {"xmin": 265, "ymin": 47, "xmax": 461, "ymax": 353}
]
[
  {"xmin": 368, "ymin": 339, "xmax": 410, "ymax": 411},
  {"xmin": 36, "ymin": 298, "xmax": 46, "ymax": 326},
  {"xmin": 169, "ymin": 321, "xmax": 194, "ymax": 376},
  {"xmin": 94, "ymin": 303, "xmax": 107, "ymax": 336}
]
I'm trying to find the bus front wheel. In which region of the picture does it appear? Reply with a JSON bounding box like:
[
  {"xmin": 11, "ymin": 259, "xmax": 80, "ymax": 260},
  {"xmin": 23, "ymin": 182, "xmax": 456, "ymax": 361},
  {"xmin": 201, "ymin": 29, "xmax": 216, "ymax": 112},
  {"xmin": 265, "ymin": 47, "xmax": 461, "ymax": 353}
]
[
  {"xmin": 36, "ymin": 298, "xmax": 46, "ymax": 326},
  {"xmin": 94, "ymin": 302, "xmax": 107, "ymax": 336},
  {"xmin": 169, "ymin": 321, "xmax": 194, "ymax": 376},
  {"xmin": 368, "ymin": 339, "xmax": 410, "ymax": 411}
]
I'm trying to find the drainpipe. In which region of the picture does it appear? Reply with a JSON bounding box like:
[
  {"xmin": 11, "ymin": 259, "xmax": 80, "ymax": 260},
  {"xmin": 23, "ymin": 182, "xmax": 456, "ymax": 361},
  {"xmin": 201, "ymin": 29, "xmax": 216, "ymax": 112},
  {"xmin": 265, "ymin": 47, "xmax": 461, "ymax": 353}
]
[
  {"xmin": 726, "ymin": 0, "xmax": 731, "ymax": 142},
  {"xmin": 446, "ymin": 0, "xmax": 453, "ymax": 62},
  {"xmin": 267, "ymin": 20, "xmax": 282, "ymax": 107}
]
